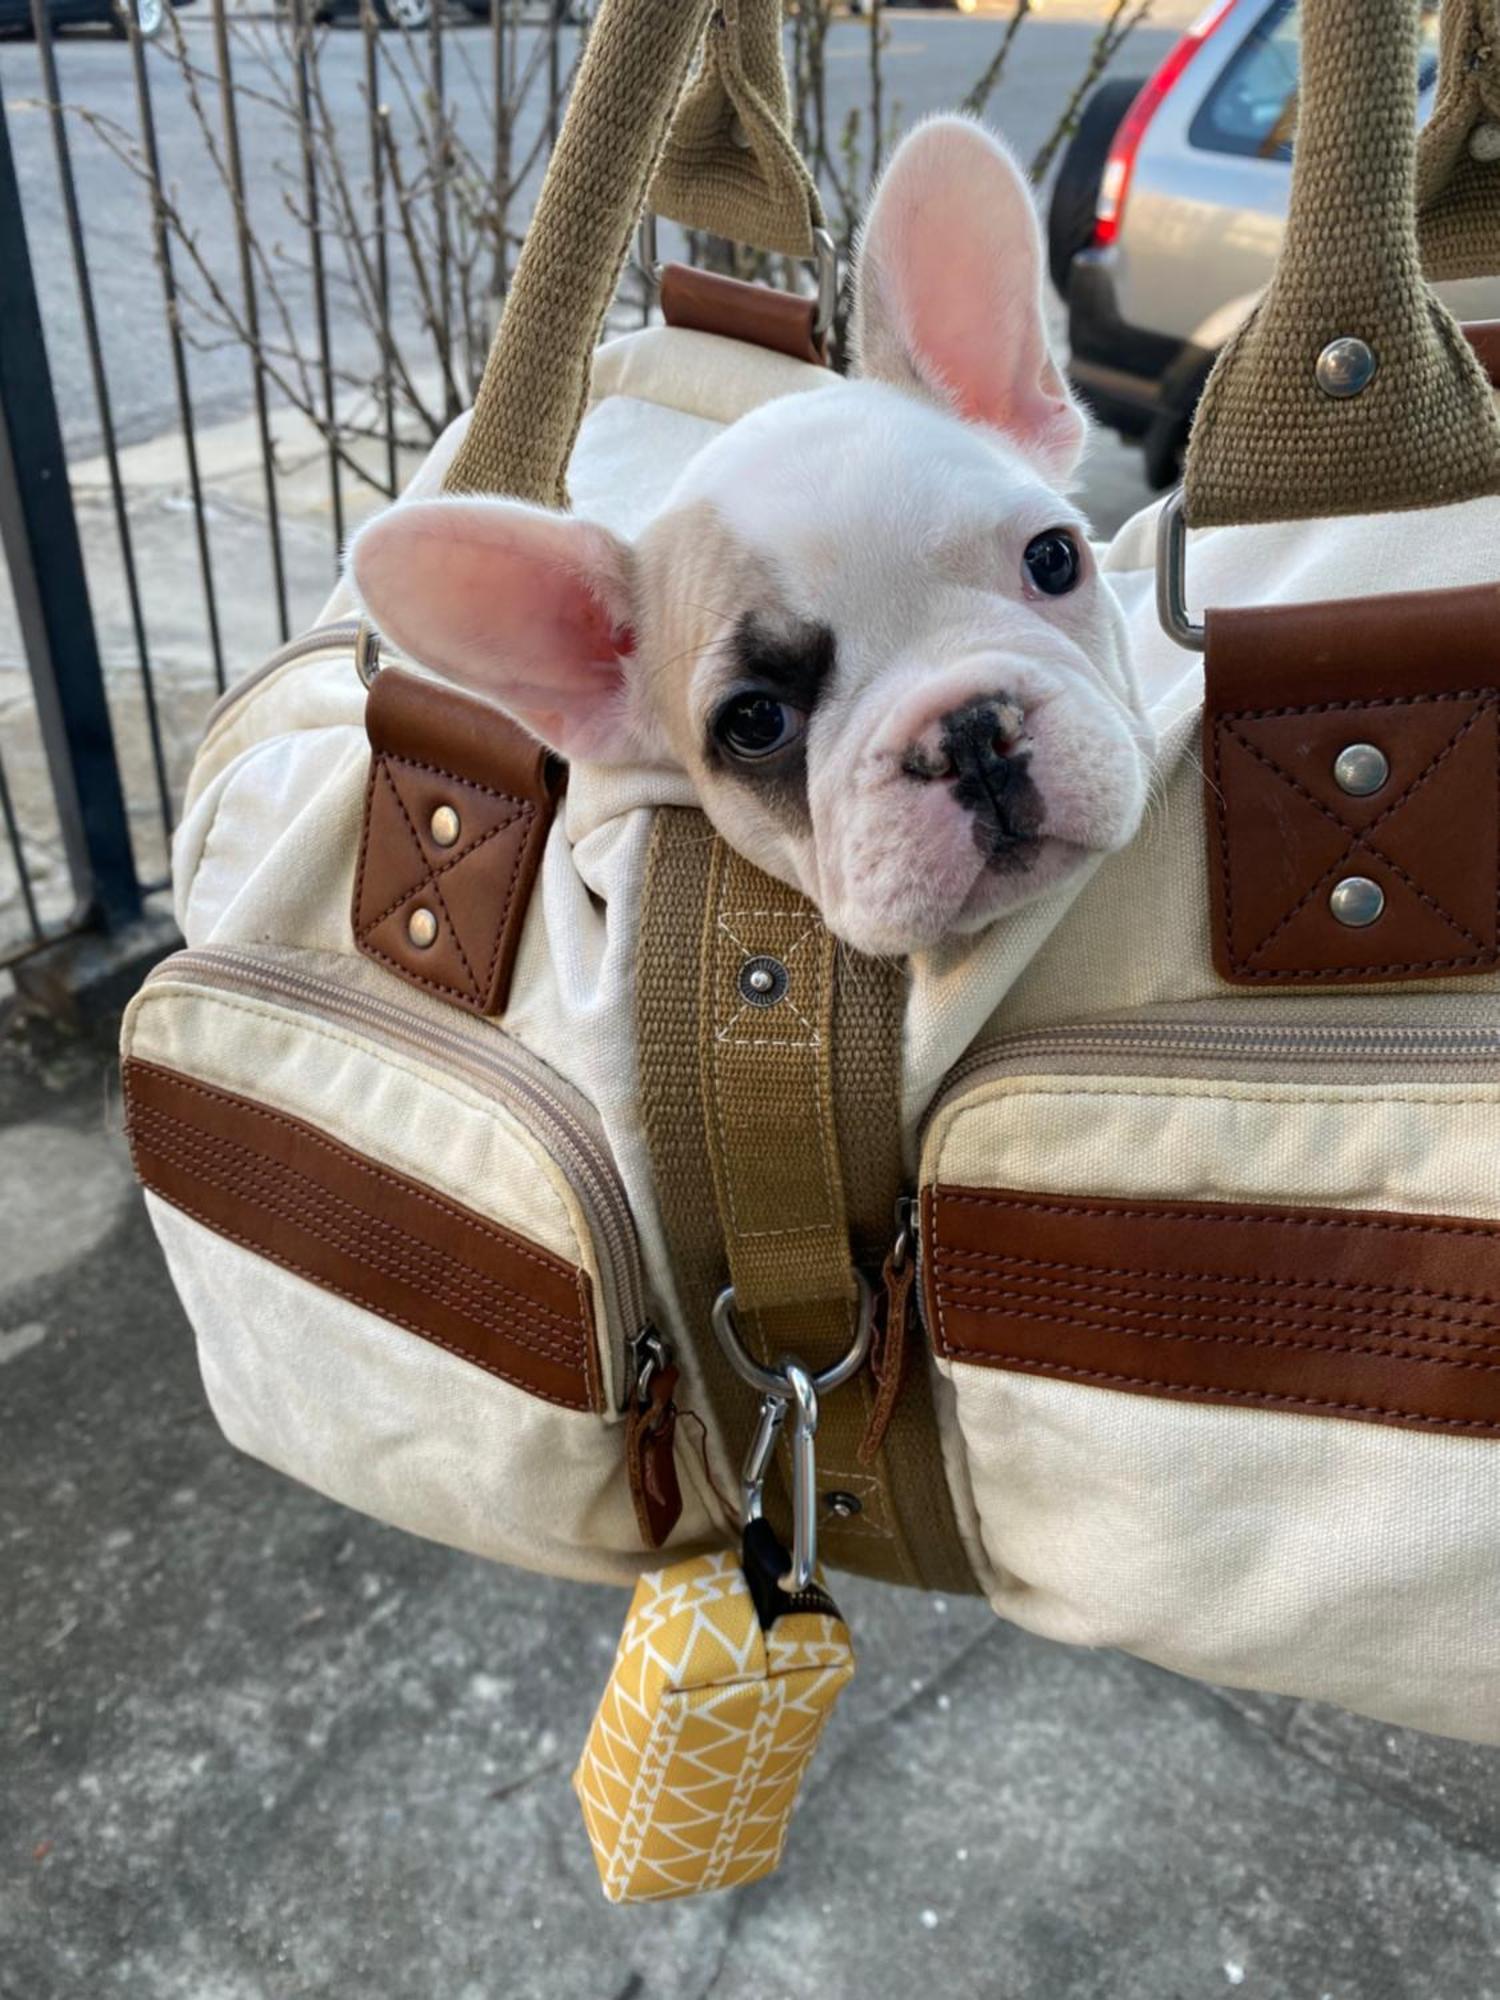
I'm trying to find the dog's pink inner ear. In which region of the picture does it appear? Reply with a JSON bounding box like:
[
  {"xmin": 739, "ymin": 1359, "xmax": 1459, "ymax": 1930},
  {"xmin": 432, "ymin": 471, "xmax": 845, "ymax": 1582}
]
[
  {"xmin": 855, "ymin": 116, "xmax": 1086, "ymax": 482},
  {"xmin": 347, "ymin": 498, "xmax": 648, "ymax": 765}
]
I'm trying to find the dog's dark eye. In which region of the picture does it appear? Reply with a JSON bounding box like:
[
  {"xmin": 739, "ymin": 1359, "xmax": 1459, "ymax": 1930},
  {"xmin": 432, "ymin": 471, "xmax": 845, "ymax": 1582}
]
[
  {"xmin": 713, "ymin": 692, "xmax": 807, "ymax": 762},
  {"xmin": 1023, "ymin": 529, "xmax": 1082, "ymax": 598}
]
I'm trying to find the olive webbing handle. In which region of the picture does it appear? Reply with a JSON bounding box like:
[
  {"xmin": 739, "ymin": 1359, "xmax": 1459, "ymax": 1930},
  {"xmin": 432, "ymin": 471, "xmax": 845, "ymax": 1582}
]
[
  {"xmin": 443, "ymin": 0, "xmax": 823, "ymax": 509},
  {"xmin": 1182, "ymin": 0, "xmax": 1500, "ymax": 529}
]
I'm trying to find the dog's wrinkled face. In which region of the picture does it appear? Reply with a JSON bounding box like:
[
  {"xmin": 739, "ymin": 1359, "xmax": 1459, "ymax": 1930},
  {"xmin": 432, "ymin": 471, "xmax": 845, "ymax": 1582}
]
[{"xmin": 348, "ymin": 117, "xmax": 1151, "ymax": 956}]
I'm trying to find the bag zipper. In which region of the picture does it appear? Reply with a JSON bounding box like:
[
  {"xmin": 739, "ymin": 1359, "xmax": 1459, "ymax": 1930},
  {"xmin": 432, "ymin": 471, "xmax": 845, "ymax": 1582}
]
[
  {"xmin": 202, "ymin": 619, "xmax": 363, "ymax": 735},
  {"xmin": 146, "ymin": 944, "xmax": 654, "ymax": 1407},
  {"xmin": 928, "ymin": 1012, "xmax": 1500, "ymax": 1130}
]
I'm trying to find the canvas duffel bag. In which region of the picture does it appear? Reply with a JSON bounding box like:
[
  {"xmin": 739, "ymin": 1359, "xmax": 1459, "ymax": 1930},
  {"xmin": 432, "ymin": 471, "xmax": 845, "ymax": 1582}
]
[{"xmin": 123, "ymin": 0, "xmax": 1500, "ymax": 1747}]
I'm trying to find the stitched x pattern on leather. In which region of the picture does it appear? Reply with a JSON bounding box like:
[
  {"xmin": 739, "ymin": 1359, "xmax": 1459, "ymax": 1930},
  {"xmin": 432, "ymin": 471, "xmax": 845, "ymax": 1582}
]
[
  {"xmin": 353, "ymin": 745, "xmax": 545, "ymax": 1016},
  {"xmin": 1227, "ymin": 702, "xmax": 1492, "ymax": 966},
  {"xmin": 357, "ymin": 763, "xmax": 526, "ymax": 939},
  {"xmin": 1207, "ymin": 684, "xmax": 1500, "ymax": 984}
]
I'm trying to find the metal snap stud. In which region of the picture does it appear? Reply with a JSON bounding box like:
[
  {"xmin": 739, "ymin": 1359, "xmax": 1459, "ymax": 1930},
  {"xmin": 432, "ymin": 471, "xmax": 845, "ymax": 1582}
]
[
  {"xmin": 824, "ymin": 1491, "xmax": 863, "ymax": 1520},
  {"xmin": 407, "ymin": 906, "xmax": 439, "ymax": 949},
  {"xmin": 1315, "ymin": 337, "xmax": 1377, "ymax": 399},
  {"xmin": 1329, "ymin": 876, "xmax": 1385, "ymax": 928},
  {"xmin": 429, "ymin": 804, "xmax": 461, "ymax": 849},
  {"xmin": 738, "ymin": 954, "xmax": 789, "ymax": 1009},
  {"xmin": 1332, "ymin": 743, "xmax": 1389, "ymax": 798}
]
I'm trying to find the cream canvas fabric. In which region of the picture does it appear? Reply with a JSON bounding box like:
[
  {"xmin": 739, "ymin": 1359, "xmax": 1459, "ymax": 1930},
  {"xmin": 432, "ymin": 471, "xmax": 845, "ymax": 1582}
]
[{"xmin": 141, "ymin": 323, "xmax": 1500, "ymax": 1738}]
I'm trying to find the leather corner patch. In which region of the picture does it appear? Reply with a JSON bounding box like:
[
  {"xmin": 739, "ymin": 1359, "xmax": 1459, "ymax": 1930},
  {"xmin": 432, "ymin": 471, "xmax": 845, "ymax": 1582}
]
[
  {"xmin": 1203, "ymin": 584, "xmax": 1500, "ymax": 986},
  {"xmin": 352, "ymin": 668, "xmax": 560, "ymax": 1016}
]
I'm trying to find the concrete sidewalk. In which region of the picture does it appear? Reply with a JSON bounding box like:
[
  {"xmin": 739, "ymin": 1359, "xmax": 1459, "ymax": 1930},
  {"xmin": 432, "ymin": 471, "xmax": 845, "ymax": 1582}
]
[{"xmin": 5, "ymin": 1003, "xmax": 1500, "ymax": 2000}]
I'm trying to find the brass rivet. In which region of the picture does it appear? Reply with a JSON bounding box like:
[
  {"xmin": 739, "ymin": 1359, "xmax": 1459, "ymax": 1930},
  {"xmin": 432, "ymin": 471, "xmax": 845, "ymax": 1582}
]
[
  {"xmin": 429, "ymin": 804, "xmax": 461, "ymax": 849},
  {"xmin": 1329, "ymin": 876, "xmax": 1385, "ymax": 929},
  {"xmin": 407, "ymin": 906, "xmax": 439, "ymax": 949}
]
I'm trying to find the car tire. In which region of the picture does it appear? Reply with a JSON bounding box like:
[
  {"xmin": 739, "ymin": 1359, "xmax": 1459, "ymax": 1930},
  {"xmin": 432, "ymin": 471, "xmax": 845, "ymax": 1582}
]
[
  {"xmin": 375, "ymin": 0, "xmax": 432, "ymax": 27},
  {"xmin": 1046, "ymin": 75, "xmax": 1145, "ymax": 300}
]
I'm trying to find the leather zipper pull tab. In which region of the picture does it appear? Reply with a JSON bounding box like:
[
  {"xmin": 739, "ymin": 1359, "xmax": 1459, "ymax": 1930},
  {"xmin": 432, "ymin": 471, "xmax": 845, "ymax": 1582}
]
[
  {"xmin": 626, "ymin": 1330, "xmax": 683, "ymax": 1549},
  {"xmin": 858, "ymin": 1198, "xmax": 916, "ymax": 1467}
]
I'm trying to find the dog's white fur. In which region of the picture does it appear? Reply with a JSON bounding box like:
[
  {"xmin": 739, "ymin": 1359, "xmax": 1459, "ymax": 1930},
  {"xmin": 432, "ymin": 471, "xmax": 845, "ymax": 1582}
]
[{"xmin": 348, "ymin": 117, "xmax": 1152, "ymax": 956}]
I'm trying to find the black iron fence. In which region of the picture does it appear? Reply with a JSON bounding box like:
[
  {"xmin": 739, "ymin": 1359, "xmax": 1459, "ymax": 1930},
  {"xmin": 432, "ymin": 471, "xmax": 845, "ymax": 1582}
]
[{"xmin": 0, "ymin": 0, "xmax": 590, "ymax": 981}]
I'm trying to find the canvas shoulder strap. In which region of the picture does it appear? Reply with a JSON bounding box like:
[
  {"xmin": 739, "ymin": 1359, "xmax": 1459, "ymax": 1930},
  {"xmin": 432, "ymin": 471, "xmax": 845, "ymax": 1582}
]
[{"xmin": 637, "ymin": 808, "xmax": 976, "ymax": 1594}]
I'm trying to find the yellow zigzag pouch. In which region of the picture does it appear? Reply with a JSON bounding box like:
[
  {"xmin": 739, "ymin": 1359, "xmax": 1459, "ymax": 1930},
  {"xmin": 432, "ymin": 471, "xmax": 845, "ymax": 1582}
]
[{"xmin": 574, "ymin": 1532, "xmax": 854, "ymax": 1902}]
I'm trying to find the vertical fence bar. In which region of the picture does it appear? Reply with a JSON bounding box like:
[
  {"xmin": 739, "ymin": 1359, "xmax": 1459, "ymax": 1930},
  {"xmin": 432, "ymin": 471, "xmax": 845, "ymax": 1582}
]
[
  {"xmin": 428, "ymin": 2, "xmax": 456, "ymax": 419},
  {"xmin": 490, "ymin": 0, "xmax": 512, "ymax": 310},
  {"xmin": 292, "ymin": 0, "xmax": 344, "ymax": 561},
  {"xmin": 362, "ymin": 0, "xmax": 398, "ymax": 496},
  {"xmin": 212, "ymin": 0, "xmax": 290, "ymax": 644},
  {"xmin": 547, "ymin": 11, "xmax": 561, "ymax": 149},
  {"xmin": 30, "ymin": 0, "xmax": 174, "ymax": 851},
  {"xmin": 126, "ymin": 5, "xmax": 227, "ymax": 695},
  {"xmin": 0, "ymin": 91, "xmax": 141, "ymax": 935},
  {"xmin": 0, "ymin": 747, "xmax": 44, "ymax": 947}
]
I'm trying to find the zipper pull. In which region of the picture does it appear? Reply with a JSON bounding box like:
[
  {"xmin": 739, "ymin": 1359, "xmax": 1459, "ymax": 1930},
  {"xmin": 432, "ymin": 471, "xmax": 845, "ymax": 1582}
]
[
  {"xmin": 858, "ymin": 1195, "xmax": 917, "ymax": 1467},
  {"xmin": 626, "ymin": 1326, "xmax": 683, "ymax": 1549}
]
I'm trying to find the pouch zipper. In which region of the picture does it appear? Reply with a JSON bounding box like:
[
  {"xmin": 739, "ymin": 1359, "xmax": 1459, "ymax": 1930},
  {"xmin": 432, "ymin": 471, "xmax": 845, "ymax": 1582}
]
[
  {"xmin": 928, "ymin": 1012, "xmax": 1500, "ymax": 1131},
  {"xmin": 202, "ymin": 619, "xmax": 363, "ymax": 735},
  {"xmin": 146, "ymin": 944, "xmax": 651, "ymax": 1405},
  {"xmin": 914, "ymin": 1008, "xmax": 1500, "ymax": 1328}
]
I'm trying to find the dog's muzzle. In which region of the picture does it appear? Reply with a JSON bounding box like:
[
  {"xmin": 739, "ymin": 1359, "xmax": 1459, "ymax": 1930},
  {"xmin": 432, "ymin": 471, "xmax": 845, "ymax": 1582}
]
[{"xmin": 902, "ymin": 696, "xmax": 1046, "ymax": 868}]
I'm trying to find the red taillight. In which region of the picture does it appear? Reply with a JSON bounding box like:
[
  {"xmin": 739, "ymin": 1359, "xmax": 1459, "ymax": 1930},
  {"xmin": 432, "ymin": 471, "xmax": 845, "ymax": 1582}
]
[{"xmin": 1093, "ymin": 0, "xmax": 1237, "ymax": 248}]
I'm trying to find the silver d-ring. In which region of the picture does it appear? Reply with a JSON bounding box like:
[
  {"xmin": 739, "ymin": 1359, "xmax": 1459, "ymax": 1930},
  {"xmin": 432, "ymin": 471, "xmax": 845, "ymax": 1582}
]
[
  {"xmin": 1154, "ymin": 488, "xmax": 1206, "ymax": 652},
  {"xmin": 711, "ymin": 1270, "xmax": 872, "ymax": 1401},
  {"xmin": 812, "ymin": 226, "xmax": 839, "ymax": 343},
  {"xmin": 354, "ymin": 620, "xmax": 383, "ymax": 689}
]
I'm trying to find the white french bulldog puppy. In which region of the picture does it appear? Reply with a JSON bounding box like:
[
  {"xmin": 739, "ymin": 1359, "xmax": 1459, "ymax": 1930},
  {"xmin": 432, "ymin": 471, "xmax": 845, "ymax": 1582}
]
[{"xmin": 348, "ymin": 116, "xmax": 1151, "ymax": 958}]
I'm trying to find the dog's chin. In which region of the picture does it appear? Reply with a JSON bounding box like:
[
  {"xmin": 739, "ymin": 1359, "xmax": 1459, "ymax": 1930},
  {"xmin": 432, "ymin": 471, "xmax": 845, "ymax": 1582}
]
[{"xmin": 826, "ymin": 835, "xmax": 1092, "ymax": 958}]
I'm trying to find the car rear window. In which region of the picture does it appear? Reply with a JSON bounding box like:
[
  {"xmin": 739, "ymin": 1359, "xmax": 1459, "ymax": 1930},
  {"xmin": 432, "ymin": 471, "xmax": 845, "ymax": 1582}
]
[{"xmin": 1189, "ymin": 0, "xmax": 1440, "ymax": 161}]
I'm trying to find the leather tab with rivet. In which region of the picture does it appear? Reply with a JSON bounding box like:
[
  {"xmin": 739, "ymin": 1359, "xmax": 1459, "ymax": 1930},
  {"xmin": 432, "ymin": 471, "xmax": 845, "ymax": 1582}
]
[
  {"xmin": 1202, "ymin": 582, "xmax": 1500, "ymax": 985},
  {"xmin": 353, "ymin": 667, "xmax": 562, "ymax": 1016}
]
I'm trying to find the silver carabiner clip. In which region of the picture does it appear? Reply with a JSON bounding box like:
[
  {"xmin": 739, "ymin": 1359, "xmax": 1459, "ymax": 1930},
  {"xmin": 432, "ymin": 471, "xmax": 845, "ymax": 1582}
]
[{"xmin": 711, "ymin": 1272, "xmax": 871, "ymax": 1592}]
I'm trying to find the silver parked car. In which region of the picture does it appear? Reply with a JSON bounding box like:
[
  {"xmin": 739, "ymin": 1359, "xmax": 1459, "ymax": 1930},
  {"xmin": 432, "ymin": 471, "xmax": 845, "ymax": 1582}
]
[{"xmin": 1050, "ymin": 0, "xmax": 1500, "ymax": 488}]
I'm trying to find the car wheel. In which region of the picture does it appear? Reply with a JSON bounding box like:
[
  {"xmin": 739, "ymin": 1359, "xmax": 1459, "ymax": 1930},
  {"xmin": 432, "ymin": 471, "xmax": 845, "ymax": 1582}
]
[
  {"xmin": 1046, "ymin": 75, "xmax": 1145, "ymax": 300},
  {"xmin": 376, "ymin": 0, "xmax": 431, "ymax": 28},
  {"xmin": 1143, "ymin": 411, "xmax": 1189, "ymax": 491}
]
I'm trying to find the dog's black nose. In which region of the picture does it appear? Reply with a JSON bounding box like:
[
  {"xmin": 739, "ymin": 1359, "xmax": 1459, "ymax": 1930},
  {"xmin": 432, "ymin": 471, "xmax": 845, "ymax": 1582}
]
[{"xmin": 907, "ymin": 697, "xmax": 1045, "ymax": 867}]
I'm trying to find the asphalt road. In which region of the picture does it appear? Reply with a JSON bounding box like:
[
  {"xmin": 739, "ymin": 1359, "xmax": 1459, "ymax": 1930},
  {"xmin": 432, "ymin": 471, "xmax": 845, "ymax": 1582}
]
[{"xmin": 0, "ymin": 7, "xmax": 1177, "ymax": 460}]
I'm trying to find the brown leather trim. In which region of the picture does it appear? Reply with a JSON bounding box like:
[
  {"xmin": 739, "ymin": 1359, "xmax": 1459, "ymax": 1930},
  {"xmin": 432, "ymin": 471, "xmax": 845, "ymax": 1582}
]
[
  {"xmin": 125, "ymin": 1057, "xmax": 600, "ymax": 1412},
  {"xmin": 352, "ymin": 668, "xmax": 562, "ymax": 1017},
  {"xmin": 924, "ymin": 1182, "xmax": 1500, "ymax": 1437},
  {"xmin": 1202, "ymin": 583, "xmax": 1500, "ymax": 985},
  {"xmin": 659, "ymin": 263, "xmax": 828, "ymax": 367},
  {"xmin": 1463, "ymin": 320, "xmax": 1500, "ymax": 386}
]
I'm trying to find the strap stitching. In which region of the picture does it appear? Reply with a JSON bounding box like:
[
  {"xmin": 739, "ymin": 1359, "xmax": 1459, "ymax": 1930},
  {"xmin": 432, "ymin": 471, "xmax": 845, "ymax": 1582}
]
[{"xmin": 131, "ymin": 1104, "xmax": 586, "ymax": 1358}]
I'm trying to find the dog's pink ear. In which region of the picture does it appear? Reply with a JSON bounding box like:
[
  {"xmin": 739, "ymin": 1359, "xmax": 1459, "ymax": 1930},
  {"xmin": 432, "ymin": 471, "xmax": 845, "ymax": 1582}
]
[
  {"xmin": 347, "ymin": 497, "xmax": 656, "ymax": 764},
  {"xmin": 853, "ymin": 115, "xmax": 1086, "ymax": 482}
]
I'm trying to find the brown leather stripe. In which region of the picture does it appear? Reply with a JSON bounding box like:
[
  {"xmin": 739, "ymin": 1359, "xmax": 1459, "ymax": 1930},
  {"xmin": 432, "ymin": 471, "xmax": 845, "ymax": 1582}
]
[
  {"xmin": 924, "ymin": 1183, "xmax": 1500, "ymax": 1436},
  {"xmin": 125, "ymin": 1058, "xmax": 599, "ymax": 1412}
]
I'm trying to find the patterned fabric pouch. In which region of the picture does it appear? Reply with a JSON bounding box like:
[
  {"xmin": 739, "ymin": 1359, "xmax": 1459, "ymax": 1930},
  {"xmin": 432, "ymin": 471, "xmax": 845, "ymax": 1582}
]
[{"xmin": 574, "ymin": 1526, "xmax": 854, "ymax": 1902}]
